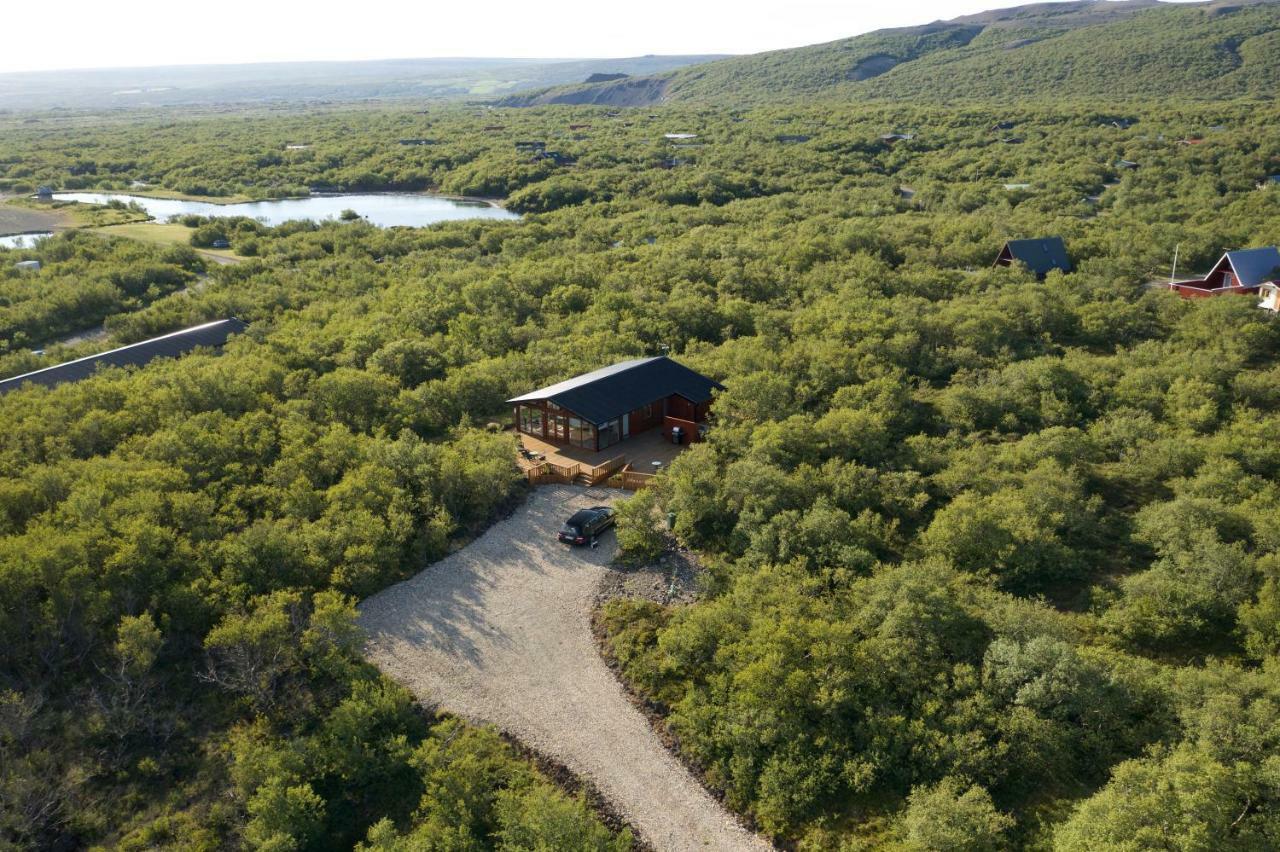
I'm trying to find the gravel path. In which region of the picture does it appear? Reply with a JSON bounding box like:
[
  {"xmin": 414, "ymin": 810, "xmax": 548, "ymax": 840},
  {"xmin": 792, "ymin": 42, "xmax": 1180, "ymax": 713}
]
[{"xmin": 359, "ymin": 485, "xmax": 771, "ymax": 852}]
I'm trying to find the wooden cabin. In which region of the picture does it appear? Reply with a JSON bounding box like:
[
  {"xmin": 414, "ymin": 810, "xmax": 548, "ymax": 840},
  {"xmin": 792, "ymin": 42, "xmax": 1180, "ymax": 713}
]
[
  {"xmin": 1170, "ymin": 247, "xmax": 1280, "ymax": 300},
  {"xmin": 994, "ymin": 237, "xmax": 1073, "ymax": 278},
  {"xmin": 508, "ymin": 357, "xmax": 721, "ymax": 452}
]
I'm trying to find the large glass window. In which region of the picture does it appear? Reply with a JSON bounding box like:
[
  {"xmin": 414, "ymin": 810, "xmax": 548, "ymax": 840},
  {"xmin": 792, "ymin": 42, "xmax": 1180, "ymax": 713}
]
[
  {"xmin": 518, "ymin": 405, "xmax": 544, "ymax": 436},
  {"xmin": 568, "ymin": 417, "xmax": 595, "ymax": 449}
]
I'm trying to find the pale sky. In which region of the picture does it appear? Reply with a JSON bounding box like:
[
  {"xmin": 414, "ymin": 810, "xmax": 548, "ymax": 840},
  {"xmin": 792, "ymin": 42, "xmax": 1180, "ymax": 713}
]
[{"xmin": 1, "ymin": 0, "xmax": 1196, "ymax": 74}]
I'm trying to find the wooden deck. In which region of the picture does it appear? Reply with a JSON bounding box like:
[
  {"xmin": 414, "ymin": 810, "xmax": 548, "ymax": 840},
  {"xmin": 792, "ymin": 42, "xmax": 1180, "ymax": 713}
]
[
  {"xmin": 515, "ymin": 428, "xmax": 686, "ymax": 489},
  {"xmin": 517, "ymin": 428, "xmax": 684, "ymax": 471}
]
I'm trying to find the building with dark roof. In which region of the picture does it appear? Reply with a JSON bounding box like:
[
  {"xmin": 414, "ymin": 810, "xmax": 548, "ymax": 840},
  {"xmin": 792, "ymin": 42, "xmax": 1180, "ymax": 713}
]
[
  {"xmin": 1169, "ymin": 247, "xmax": 1280, "ymax": 300},
  {"xmin": 508, "ymin": 356, "xmax": 722, "ymax": 451},
  {"xmin": 0, "ymin": 318, "xmax": 247, "ymax": 395},
  {"xmin": 994, "ymin": 237, "xmax": 1073, "ymax": 278}
]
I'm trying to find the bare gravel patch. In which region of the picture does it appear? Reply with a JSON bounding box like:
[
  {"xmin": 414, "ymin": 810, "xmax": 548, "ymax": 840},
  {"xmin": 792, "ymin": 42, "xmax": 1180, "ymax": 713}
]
[
  {"xmin": 359, "ymin": 485, "xmax": 771, "ymax": 852},
  {"xmin": 598, "ymin": 546, "xmax": 705, "ymax": 607},
  {"xmin": 0, "ymin": 201, "xmax": 66, "ymax": 236}
]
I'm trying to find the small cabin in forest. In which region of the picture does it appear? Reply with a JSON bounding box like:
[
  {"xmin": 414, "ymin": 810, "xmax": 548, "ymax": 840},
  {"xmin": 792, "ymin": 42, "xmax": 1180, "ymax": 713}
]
[
  {"xmin": 508, "ymin": 356, "xmax": 721, "ymax": 452},
  {"xmin": 1170, "ymin": 247, "xmax": 1280, "ymax": 300},
  {"xmin": 994, "ymin": 237, "xmax": 1073, "ymax": 278}
]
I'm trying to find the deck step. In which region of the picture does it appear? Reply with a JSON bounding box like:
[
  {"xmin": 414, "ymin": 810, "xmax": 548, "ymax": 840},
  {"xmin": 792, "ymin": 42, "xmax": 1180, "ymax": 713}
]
[{"xmin": 573, "ymin": 474, "xmax": 593, "ymax": 486}]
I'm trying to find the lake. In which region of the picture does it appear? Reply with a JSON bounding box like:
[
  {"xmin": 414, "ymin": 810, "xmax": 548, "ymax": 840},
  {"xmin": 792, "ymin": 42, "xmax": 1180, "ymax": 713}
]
[
  {"xmin": 0, "ymin": 232, "xmax": 53, "ymax": 249},
  {"xmin": 50, "ymin": 192, "xmax": 521, "ymax": 228}
]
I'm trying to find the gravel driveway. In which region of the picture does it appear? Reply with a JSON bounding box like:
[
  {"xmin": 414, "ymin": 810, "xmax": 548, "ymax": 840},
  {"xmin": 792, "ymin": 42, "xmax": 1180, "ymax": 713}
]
[{"xmin": 359, "ymin": 485, "xmax": 771, "ymax": 852}]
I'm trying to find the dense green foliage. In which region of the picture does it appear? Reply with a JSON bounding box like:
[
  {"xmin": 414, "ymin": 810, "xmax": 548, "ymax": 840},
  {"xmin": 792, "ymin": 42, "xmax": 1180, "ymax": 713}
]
[
  {"xmin": 4, "ymin": 88, "xmax": 1280, "ymax": 849},
  {"xmin": 0, "ymin": 231, "xmax": 201, "ymax": 351}
]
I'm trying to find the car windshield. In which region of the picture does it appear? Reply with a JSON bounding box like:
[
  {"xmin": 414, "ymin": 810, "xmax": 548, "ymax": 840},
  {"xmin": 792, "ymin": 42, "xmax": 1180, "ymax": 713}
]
[{"xmin": 560, "ymin": 523, "xmax": 580, "ymax": 535}]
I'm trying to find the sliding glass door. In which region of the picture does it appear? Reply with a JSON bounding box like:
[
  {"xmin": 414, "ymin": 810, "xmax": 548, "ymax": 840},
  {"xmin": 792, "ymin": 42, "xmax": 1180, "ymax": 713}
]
[
  {"xmin": 598, "ymin": 419, "xmax": 621, "ymax": 450},
  {"xmin": 549, "ymin": 414, "xmax": 568, "ymax": 442},
  {"xmin": 517, "ymin": 405, "xmax": 544, "ymax": 437}
]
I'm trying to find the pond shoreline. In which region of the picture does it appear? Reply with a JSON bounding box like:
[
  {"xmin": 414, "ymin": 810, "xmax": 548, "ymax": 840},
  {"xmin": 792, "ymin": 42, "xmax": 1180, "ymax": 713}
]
[
  {"xmin": 56, "ymin": 187, "xmax": 511, "ymax": 210},
  {"xmin": 48, "ymin": 190, "xmax": 520, "ymax": 230}
]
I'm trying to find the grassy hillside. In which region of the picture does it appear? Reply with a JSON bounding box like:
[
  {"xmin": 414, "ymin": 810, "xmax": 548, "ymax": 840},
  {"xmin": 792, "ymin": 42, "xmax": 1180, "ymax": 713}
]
[
  {"xmin": 500, "ymin": 21, "xmax": 987, "ymax": 106},
  {"xmin": 863, "ymin": 1, "xmax": 1280, "ymax": 100},
  {"xmin": 499, "ymin": 0, "xmax": 1280, "ymax": 106}
]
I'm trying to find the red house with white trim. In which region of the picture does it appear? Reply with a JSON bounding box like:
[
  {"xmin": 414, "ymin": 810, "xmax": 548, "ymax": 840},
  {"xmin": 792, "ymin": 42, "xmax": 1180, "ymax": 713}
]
[{"xmin": 1168, "ymin": 247, "xmax": 1280, "ymax": 300}]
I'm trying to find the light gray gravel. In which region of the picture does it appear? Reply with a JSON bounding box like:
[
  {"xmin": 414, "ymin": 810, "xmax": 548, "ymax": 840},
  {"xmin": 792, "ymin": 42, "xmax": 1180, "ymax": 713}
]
[{"xmin": 359, "ymin": 485, "xmax": 771, "ymax": 852}]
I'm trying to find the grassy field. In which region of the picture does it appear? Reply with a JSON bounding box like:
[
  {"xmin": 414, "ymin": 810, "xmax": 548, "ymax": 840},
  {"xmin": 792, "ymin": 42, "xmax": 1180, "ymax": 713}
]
[
  {"xmin": 4, "ymin": 197, "xmax": 151, "ymax": 228},
  {"xmin": 118, "ymin": 187, "xmax": 258, "ymax": 204},
  {"xmin": 92, "ymin": 221, "xmax": 242, "ymax": 261}
]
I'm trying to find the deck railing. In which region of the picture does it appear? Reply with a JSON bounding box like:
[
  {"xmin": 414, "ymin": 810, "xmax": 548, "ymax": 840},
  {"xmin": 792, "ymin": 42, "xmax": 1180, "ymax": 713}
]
[
  {"xmin": 524, "ymin": 461, "xmax": 575, "ymax": 485},
  {"xmin": 621, "ymin": 470, "xmax": 656, "ymax": 490},
  {"xmin": 586, "ymin": 455, "xmax": 628, "ymax": 485},
  {"xmin": 524, "ymin": 456, "xmax": 628, "ymax": 487},
  {"xmin": 606, "ymin": 463, "xmax": 656, "ymax": 490}
]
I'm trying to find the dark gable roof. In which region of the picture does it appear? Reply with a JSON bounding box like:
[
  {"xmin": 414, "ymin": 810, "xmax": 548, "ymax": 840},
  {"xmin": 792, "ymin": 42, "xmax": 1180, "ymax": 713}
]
[
  {"xmin": 1222, "ymin": 247, "xmax": 1280, "ymax": 287},
  {"xmin": 999, "ymin": 237, "xmax": 1072, "ymax": 277},
  {"xmin": 507, "ymin": 356, "xmax": 723, "ymax": 426},
  {"xmin": 0, "ymin": 318, "xmax": 248, "ymax": 395}
]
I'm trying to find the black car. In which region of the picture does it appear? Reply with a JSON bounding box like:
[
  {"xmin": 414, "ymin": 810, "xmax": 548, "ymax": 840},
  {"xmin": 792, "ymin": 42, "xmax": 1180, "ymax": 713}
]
[{"xmin": 558, "ymin": 506, "xmax": 616, "ymax": 545}]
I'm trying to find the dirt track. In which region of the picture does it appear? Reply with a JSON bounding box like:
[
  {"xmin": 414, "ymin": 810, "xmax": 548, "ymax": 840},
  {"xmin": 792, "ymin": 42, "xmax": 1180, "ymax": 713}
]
[
  {"xmin": 0, "ymin": 200, "xmax": 66, "ymax": 236},
  {"xmin": 359, "ymin": 485, "xmax": 771, "ymax": 851}
]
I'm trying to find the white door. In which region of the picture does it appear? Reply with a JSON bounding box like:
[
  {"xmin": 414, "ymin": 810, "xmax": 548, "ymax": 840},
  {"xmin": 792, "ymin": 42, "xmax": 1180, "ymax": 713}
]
[{"xmin": 622, "ymin": 414, "xmax": 630, "ymax": 438}]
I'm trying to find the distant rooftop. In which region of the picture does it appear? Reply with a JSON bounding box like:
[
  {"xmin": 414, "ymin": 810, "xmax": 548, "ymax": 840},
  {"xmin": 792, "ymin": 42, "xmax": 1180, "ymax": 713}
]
[
  {"xmin": 996, "ymin": 237, "xmax": 1073, "ymax": 278},
  {"xmin": 0, "ymin": 318, "xmax": 248, "ymax": 395}
]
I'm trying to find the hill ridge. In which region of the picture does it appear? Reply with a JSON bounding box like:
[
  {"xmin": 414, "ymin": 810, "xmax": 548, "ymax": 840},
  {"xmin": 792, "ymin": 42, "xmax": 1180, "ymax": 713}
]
[{"xmin": 497, "ymin": 0, "xmax": 1280, "ymax": 107}]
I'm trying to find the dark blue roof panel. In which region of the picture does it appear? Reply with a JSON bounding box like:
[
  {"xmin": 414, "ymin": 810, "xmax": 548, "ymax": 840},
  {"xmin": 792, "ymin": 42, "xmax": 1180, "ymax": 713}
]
[
  {"xmin": 1224, "ymin": 247, "xmax": 1280, "ymax": 287},
  {"xmin": 1000, "ymin": 237, "xmax": 1073, "ymax": 277},
  {"xmin": 508, "ymin": 356, "xmax": 722, "ymax": 425},
  {"xmin": 0, "ymin": 318, "xmax": 248, "ymax": 395}
]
